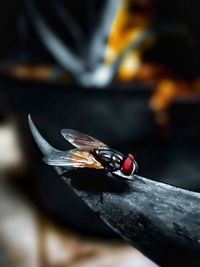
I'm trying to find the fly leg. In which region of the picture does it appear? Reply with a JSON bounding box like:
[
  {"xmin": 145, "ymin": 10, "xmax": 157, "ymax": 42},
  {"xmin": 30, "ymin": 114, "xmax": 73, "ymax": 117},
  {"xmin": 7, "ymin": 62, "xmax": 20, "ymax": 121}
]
[{"xmin": 100, "ymin": 192, "xmax": 104, "ymax": 204}]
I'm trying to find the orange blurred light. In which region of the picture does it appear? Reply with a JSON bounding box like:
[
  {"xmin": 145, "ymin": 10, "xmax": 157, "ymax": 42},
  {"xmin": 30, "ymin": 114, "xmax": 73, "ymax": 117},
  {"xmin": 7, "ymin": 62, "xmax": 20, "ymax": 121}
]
[{"xmin": 105, "ymin": 0, "xmax": 155, "ymax": 82}]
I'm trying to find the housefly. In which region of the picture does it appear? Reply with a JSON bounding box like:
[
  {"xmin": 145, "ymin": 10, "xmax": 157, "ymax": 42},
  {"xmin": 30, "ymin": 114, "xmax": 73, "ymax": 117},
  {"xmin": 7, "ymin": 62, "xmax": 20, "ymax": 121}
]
[{"xmin": 43, "ymin": 129, "xmax": 138, "ymax": 179}]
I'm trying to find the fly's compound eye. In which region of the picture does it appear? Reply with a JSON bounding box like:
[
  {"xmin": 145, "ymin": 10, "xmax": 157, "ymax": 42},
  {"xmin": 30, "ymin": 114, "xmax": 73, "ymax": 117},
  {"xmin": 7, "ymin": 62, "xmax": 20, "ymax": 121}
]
[{"xmin": 121, "ymin": 154, "xmax": 136, "ymax": 176}]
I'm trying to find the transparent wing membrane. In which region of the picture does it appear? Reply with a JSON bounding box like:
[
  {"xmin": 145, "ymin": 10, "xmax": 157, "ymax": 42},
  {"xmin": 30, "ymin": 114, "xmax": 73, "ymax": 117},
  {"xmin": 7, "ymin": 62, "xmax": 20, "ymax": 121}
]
[
  {"xmin": 43, "ymin": 148, "xmax": 103, "ymax": 169},
  {"xmin": 61, "ymin": 129, "xmax": 107, "ymax": 149}
]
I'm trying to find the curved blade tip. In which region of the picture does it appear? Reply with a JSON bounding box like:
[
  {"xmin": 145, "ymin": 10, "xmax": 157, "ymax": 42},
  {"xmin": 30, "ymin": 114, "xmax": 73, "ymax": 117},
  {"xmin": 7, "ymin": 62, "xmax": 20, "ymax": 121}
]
[{"xmin": 28, "ymin": 114, "xmax": 59, "ymax": 156}]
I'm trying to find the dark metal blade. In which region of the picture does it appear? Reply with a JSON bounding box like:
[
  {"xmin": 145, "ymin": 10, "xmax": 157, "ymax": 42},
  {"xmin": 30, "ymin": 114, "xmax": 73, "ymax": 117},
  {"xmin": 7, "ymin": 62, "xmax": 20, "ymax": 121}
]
[{"xmin": 28, "ymin": 115, "xmax": 200, "ymax": 267}]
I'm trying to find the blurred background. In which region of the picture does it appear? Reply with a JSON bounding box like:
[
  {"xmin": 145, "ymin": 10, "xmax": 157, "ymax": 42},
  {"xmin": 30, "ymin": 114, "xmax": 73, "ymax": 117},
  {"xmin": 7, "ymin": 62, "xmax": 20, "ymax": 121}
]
[{"xmin": 0, "ymin": 0, "xmax": 200, "ymax": 266}]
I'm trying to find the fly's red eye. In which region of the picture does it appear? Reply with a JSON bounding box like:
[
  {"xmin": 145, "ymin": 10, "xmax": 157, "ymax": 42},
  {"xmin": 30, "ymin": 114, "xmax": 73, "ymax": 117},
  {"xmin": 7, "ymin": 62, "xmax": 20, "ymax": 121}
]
[{"xmin": 121, "ymin": 156, "xmax": 134, "ymax": 176}]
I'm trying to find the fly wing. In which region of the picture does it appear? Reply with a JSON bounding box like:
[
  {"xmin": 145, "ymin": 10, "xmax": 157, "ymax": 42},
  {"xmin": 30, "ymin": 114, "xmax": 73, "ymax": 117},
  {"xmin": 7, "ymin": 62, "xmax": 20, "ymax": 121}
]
[
  {"xmin": 61, "ymin": 129, "xmax": 108, "ymax": 149},
  {"xmin": 43, "ymin": 148, "xmax": 103, "ymax": 169}
]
